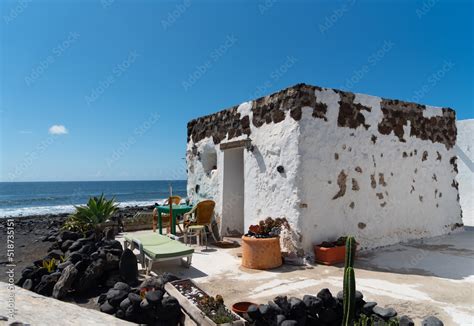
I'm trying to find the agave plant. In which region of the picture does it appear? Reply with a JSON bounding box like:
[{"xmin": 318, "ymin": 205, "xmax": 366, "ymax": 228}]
[{"xmin": 63, "ymin": 194, "xmax": 119, "ymax": 232}]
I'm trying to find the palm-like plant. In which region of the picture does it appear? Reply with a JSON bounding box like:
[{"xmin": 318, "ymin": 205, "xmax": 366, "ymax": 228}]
[{"xmin": 63, "ymin": 194, "xmax": 119, "ymax": 232}]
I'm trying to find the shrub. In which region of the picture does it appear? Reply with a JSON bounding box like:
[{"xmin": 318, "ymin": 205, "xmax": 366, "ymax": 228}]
[{"xmin": 63, "ymin": 194, "xmax": 119, "ymax": 233}]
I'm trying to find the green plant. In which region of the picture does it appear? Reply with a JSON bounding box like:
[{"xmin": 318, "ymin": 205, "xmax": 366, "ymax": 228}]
[
  {"xmin": 342, "ymin": 236, "xmax": 357, "ymax": 326},
  {"xmin": 198, "ymin": 294, "xmax": 237, "ymax": 324},
  {"xmin": 42, "ymin": 258, "xmax": 58, "ymax": 272},
  {"xmin": 63, "ymin": 194, "xmax": 119, "ymax": 232},
  {"xmin": 247, "ymin": 217, "xmax": 288, "ymax": 238},
  {"xmin": 354, "ymin": 314, "xmax": 400, "ymax": 326}
]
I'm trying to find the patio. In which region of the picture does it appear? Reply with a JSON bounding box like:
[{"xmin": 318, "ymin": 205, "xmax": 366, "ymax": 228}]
[{"xmin": 117, "ymin": 228, "xmax": 474, "ymax": 325}]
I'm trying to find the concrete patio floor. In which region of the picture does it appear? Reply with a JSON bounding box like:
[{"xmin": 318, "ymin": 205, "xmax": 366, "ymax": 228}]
[{"xmin": 117, "ymin": 228, "xmax": 474, "ymax": 325}]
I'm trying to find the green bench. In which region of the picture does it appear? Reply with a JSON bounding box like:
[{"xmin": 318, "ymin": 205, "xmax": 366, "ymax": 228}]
[{"xmin": 124, "ymin": 233, "xmax": 194, "ymax": 275}]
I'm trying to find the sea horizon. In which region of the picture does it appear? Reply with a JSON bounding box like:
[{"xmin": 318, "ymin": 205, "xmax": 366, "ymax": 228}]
[{"xmin": 0, "ymin": 180, "xmax": 187, "ymax": 218}]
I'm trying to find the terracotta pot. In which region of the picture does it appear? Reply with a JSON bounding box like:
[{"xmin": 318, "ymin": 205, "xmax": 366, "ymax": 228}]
[
  {"xmin": 232, "ymin": 302, "xmax": 257, "ymax": 316},
  {"xmin": 241, "ymin": 236, "xmax": 282, "ymax": 270},
  {"xmin": 314, "ymin": 244, "xmax": 353, "ymax": 265}
]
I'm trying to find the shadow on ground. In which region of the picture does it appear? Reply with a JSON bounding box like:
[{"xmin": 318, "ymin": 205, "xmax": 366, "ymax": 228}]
[{"xmin": 354, "ymin": 228, "xmax": 474, "ymax": 280}]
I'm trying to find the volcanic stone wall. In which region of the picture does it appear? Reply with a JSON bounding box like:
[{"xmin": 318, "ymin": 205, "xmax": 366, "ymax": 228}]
[{"xmin": 187, "ymin": 84, "xmax": 456, "ymax": 150}]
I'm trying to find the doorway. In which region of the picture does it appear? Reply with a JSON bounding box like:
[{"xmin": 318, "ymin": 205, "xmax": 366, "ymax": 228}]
[{"xmin": 221, "ymin": 147, "xmax": 245, "ymax": 236}]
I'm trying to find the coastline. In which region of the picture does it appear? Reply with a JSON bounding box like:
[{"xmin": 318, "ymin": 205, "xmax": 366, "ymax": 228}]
[{"xmin": 0, "ymin": 205, "xmax": 153, "ymax": 284}]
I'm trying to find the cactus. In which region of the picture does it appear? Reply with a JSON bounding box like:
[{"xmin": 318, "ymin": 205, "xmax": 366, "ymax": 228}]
[
  {"xmin": 343, "ymin": 236, "xmax": 357, "ymax": 325},
  {"xmin": 345, "ymin": 236, "xmax": 356, "ymax": 269},
  {"xmin": 343, "ymin": 266, "xmax": 356, "ymax": 325}
]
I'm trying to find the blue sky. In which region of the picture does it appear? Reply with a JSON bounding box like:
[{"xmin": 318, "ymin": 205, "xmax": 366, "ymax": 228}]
[{"xmin": 0, "ymin": 0, "xmax": 472, "ymax": 182}]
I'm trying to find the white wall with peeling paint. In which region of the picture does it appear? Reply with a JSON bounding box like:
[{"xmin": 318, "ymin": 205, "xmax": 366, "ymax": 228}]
[
  {"xmin": 298, "ymin": 89, "xmax": 462, "ymax": 250},
  {"xmin": 186, "ymin": 104, "xmax": 301, "ymax": 239},
  {"xmin": 187, "ymin": 86, "xmax": 463, "ymax": 253},
  {"xmin": 456, "ymin": 119, "xmax": 474, "ymax": 226}
]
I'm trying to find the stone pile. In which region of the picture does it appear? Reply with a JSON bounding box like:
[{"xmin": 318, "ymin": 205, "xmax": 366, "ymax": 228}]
[
  {"xmin": 246, "ymin": 288, "xmax": 444, "ymax": 326},
  {"xmin": 16, "ymin": 228, "xmax": 138, "ymax": 299},
  {"xmin": 99, "ymin": 274, "xmax": 182, "ymax": 324}
]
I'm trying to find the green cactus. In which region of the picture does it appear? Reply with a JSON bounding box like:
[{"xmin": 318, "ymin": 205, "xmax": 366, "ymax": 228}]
[
  {"xmin": 343, "ymin": 236, "xmax": 357, "ymax": 325},
  {"xmin": 345, "ymin": 236, "xmax": 356, "ymax": 269},
  {"xmin": 343, "ymin": 266, "xmax": 356, "ymax": 325}
]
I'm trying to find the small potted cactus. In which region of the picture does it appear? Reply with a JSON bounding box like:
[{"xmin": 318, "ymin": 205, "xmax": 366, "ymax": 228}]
[
  {"xmin": 314, "ymin": 236, "xmax": 357, "ymax": 265},
  {"xmin": 241, "ymin": 217, "xmax": 287, "ymax": 270}
]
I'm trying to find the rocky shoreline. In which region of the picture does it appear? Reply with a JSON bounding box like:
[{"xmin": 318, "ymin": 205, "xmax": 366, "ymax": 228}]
[{"xmin": 0, "ymin": 205, "xmax": 153, "ymax": 284}]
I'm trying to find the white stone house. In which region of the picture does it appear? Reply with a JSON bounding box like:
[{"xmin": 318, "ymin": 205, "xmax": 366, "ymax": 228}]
[{"xmin": 186, "ymin": 84, "xmax": 463, "ymax": 254}]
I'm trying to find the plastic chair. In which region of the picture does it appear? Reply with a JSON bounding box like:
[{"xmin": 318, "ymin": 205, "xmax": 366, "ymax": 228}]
[
  {"xmin": 164, "ymin": 196, "xmax": 182, "ymax": 205},
  {"xmin": 183, "ymin": 200, "xmax": 217, "ymax": 247}
]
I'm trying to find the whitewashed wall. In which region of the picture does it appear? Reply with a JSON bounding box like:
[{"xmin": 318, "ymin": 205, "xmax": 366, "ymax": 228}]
[
  {"xmin": 187, "ymin": 85, "xmax": 463, "ymax": 253},
  {"xmin": 456, "ymin": 119, "xmax": 474, "ymax": 226},
  {"xmin": 297, "ymin": 89, "xmax": 462, "ymax": 250},
  {"xmin": 186, "ymin": 102, "xmax": 301, "ymax": 238}
]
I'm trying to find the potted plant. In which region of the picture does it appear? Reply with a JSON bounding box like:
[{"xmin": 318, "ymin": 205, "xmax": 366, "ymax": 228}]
[
  {"xmin": 241, "ymin": 217, "xmax": 286, "ymax": 270},
  {"xmin": 314, "ymin": 236, "xmax": 357, "ymax": 265}
]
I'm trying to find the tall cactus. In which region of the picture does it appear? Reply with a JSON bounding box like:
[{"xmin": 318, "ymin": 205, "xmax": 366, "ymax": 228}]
[
  {"xmin": 345, "ymin": 236, "xmax": 356, "ymax": 268},
  {"xmin": 343, "ymin": 236, "xmax": 356, "ymax": 325}
]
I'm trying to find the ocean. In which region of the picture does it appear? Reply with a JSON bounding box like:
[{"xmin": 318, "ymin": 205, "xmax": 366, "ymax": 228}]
[{"xmin": 0, "ymin": 180, "xmax": 187, "ymax": 218}]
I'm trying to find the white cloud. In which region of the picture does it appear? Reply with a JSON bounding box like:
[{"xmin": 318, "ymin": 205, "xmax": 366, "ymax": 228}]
[{"xmin": 48, "ymin": 124, "xmax": 68, "ymax": 135}]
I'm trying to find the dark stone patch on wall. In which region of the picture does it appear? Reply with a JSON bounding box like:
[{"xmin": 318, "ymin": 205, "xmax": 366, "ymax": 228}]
[
  {"xmin": 332, "ymin": 170, "xmax": 347, "ymax": 200},
  {"xmin": 370, "ymin": 174, "xmax": 377, "ymax": 189},
  {"xmin": 422, "ymin": 151, "xmax": 428, "ymax": 161},
  {"xmin": 380, "ymin": 202, "xmax": 387, "ymax": 207},
  {"xmin": 419, "ymin": 195, "xmax": 423, "ymax": 202},
  {"xmin": 432, "ymin": 173, "xmax": 437, "ymax": 181},
  {"xmin": 334, "ymin": 153, "xmax": 339, "ymax": 160},
  {"xmin": 402, "ymin": 152, "xmax": 408, "ymax": 158},
  {"xmin": 450, "ymin": 223, "xmax": 463, "ymax": 231},
  {"xmin": 371, "ymin": 135, "xmax": 377, "ymax": 144},
  {"xmin": 272, "ymin": 110, "xmax": 285, "ymax": 123},
  {"xmin": 378, "ymin": 99, "xmax": 456, "ymax": 149},
  {"xmin": 241, "ymin": 115, "xmax": 250, "ymax": 129},
  {"xmin": 436, "ymin": 151, "xmax": 442, "ymax": 161},
  {"xmin": 450, "ymin": 156, "xmax": 458, "ymax": 173},
  {"xmin": 352, "ymin": 178, "xmax": 359, "ymax": 191},
  {"xmin": 378, "ymin": 173, "xmax": 387, "ymax": 186},
  {"xmin": 451, "ymin": 179, "xmax": 459, "ymax": 190},
  {"xmin": 290, "ymin": 107, "xmax": 302, "ymax": 121},
  {"xmin": 337, "ymin": 91, "xmax": 371, "ymax": 130},
  {"xmin": 355, "ymin": 166, "xmax": 362, "ymax": 173},
  {"xmin": 358, "ymin": 222, "xmax": 366, "ymax": 229},
  {"xmin": 349, "ymin": 202, "xmax": 355, "ymax": 209},
  {"xmin": 313, "ymin": 102, "xmax": 328, "ymax": 121}
]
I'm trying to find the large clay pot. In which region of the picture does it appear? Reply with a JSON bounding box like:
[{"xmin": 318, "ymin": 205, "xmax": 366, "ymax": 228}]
[{"xmin": 241, "ymin": 236, "xmax": 282, "ymax": 270}]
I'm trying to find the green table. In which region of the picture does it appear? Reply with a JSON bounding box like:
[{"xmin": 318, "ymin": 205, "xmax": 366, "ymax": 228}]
[{"xmin": 155, "ymin": 204, "xmax": 193, "ymax": 235}]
